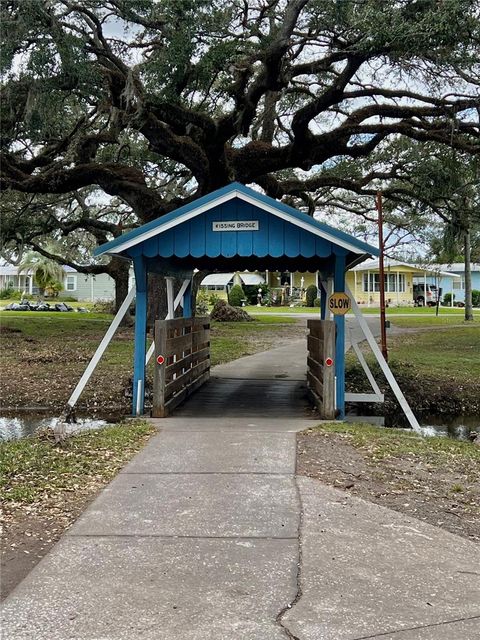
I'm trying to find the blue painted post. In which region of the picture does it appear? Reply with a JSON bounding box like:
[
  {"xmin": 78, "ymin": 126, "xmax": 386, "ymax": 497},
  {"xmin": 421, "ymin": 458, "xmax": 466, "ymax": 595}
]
[
  {"xmin": 334, "ymin": 254, "xmax": 346, "ymax": 419},
  {"xmin": 182, "ymin": 280, "xmax": 192, "ymax": 318},
  {"xmin": 132, "ymin": 257, "xmax": 147, "ymax": 415}
]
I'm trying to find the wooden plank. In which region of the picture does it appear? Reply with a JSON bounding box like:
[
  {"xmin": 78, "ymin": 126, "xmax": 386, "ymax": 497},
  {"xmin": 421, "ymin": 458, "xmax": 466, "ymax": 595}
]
[
  {"xmin": 307, "ymin": 371, "xmax": 323, "ymax": 398},
  {"xmin": 307, "ymin": 356, "xmax": 323, "ymax": 381},
  {"xmin": 192, "ymin": 328, "xmax": 210, "ymax": 348},
  {"xmin": 152, "ymin": 320, "xmax": 167, "ymax": 418},
  {"xmin": 307, "ymin": 335, "xmax": 322, "ymax": 357},
  {"xmin": 166, "ymin": 333, "xmax": 192, "ymax": 355},
  {"xmin": 164, "ymin": 369, "xmax": 210, "ymax": 414},
  {"xmin": 166, "ymin": 353, "xmax": 193, "ymax": 378},
  {"xmin": 190, "ymin": 358, "xmax": 210, "ymax": 380},
  {"xmin": 166, "ymin": 368, "xmax": 192, "ymax": 396},
  {"xmin": 191, "ymin": 347, "xmax": 209, "ymax": 365}
]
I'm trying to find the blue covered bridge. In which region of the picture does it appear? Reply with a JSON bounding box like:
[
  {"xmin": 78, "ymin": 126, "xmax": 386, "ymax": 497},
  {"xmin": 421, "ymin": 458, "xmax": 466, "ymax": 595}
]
[{"xmin": 95, "ymin": 182, "xmax": 378, "ymax": 417}]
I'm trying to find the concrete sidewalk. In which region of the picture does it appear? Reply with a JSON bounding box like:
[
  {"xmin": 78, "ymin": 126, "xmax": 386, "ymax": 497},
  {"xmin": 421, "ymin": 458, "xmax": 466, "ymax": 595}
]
[{"xmin": 2, "ymin": 340, "xmax": 479, "ymax": 639}]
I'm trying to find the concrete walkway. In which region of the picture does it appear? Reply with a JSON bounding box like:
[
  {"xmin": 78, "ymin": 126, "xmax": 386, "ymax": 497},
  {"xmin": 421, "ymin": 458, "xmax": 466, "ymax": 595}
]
[{"xmin": 2, "ymin": 334, "xmax": 479, "ymax": 639}]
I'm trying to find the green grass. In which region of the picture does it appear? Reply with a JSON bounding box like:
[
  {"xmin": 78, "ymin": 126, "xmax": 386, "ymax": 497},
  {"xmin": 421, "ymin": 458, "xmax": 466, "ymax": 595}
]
[
  {"xmin": 308, "ymin": 422, "xmax": 480, "ymax": 465},
  {"xmin": 389, "ymin": 315, "xmax": 479, "ymax": 328},
  {"xmin": 359, "ymin": 306, "xmax": 479, "ymax": 315},
  {"xmin": 244, "ymin": 305, "xmax": 317, "ymax": 314},
  {"xmin": 347, "ymin": 325, "xmax": 480, "ymax": 383},
  {"xmin": 387, "ymin": 326, "xmax": 479, "ymax": 379},
  {"xmin": 0, "ymin": 421, "xmax": 155, "ymax": 504}
]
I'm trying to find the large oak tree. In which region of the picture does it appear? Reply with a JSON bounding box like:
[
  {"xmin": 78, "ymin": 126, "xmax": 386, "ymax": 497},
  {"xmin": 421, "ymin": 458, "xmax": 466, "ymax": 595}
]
[{"xmin": 1, "ymin": 0, "xmax": 479, "ymax": 294}]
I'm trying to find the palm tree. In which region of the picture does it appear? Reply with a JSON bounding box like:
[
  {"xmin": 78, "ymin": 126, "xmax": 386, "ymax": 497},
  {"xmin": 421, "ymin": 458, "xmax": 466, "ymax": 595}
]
[{"xmin": 18, "ymin": 251, "xmax": 65, "ymax": 297}]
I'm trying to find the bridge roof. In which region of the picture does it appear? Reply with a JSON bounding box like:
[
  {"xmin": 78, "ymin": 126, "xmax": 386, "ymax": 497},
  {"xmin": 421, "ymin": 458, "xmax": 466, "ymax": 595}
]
[{"xmin": 95, "ymin": 182, "xmax": 378, "ymax": 272}]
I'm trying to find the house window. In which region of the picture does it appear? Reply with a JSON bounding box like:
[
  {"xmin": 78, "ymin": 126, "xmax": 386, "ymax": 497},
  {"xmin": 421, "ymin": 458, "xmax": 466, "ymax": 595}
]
[
  {"xmin": 363, "ymin": 273, "xmax": 405, "ymax": 293},
  {"xmin": 66, "ymin": 275, "xmax": 77, "ymax": 291},
  {"xmin": 453, "ymin": 278, "xmax": 465, "ymax": 290}
]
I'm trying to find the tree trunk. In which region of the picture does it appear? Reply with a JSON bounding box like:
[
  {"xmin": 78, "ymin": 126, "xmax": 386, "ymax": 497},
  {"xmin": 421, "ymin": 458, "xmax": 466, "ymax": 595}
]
[
  {"xmin": 107, "ymin": 257, "xmax": 132, "ymax": 323},
  {"xmin": 464, "ymin": 228, "xmax": 474, "ymax": 321},
  {"xmin": 147, "ymin": 273, "xmax": 187, "ymax": 331}
]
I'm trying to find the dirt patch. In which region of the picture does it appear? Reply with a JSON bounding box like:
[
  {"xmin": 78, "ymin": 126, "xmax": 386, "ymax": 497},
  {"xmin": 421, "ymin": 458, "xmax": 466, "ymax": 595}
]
[
  {"xmin": 297, "ymin": 427, "xmax": 480, "ymax": 543},
  {"xmin": 0, "ymin": 318, "xmax": 304, "ymax": 414}
]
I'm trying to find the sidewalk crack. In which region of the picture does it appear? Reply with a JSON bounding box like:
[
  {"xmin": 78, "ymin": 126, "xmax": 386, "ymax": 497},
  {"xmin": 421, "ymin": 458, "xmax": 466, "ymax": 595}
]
[{"xmin": 276, "ymin": 434, "xmax": 304, "ymax": 640}]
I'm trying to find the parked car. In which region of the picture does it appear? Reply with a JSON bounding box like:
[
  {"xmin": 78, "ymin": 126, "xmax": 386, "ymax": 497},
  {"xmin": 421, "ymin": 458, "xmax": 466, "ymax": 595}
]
[{"xmin": 413, "ymin": 284, "xmax": 440, "ymax": 307}]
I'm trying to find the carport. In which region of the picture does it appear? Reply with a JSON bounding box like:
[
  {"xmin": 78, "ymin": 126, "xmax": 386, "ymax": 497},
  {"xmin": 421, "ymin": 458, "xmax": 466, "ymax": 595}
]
[{"xmin": 94, "ymin": 182, "xmax": 379, "ymax": 417}]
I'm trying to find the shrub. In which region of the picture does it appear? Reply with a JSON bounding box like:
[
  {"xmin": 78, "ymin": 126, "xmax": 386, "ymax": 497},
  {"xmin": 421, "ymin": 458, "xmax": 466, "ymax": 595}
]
[
  {"xmin": 243, "ymin": 283, "xmax": 270, "ymax": 305},
  {"xmin": 196, "ymin": 289, "xmax": 210, "ymax": 314},
  {"xmin": 0, "ymin": 287, "xmax": 15, "ymax": 299},
  {"xmin": 305, "ymin": 284, "xmax": 318, "ymax": 307},
  {"xmin": 208, "ymin": 293, "xmax": 221, "ymax": 306},
  {"xmin": 443, "ymin": 292, "xmax": 455, "ymax": 306},
  {"xmin": 472, "ymin": 290, "xmax": 480, "ymax": 308},
  {"xmin": 92, "ymin": 299, "xmax": 116, "ymax": 314},
  {"xmin": 228, "ymin": 284, "xmax": 245, "ymax": 307},
  {"xmin": 314, "ymin": 297, "xmax": 321, "ymax": 307}
]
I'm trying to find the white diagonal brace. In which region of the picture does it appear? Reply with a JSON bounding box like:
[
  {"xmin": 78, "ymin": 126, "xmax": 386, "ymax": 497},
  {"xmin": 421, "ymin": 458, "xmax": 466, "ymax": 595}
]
[
  {"xmin": 346, "ymin": 286, "xmax": 421, "ymax": 432},
  {"xmin": 66, "ymin": 286, "xmax": 136, "ymax": 409},
  {"xmin": 349, "ymin": 329, "xmax": 384, "ymax": 398},
  {"xmin": 145, "ymin": 278, "xmax": 191, "ymax": 365}
]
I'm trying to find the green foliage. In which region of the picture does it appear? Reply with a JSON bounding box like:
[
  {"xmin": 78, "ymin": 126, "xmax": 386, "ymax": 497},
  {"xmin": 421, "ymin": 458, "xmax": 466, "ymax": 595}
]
[
  {"xmin": 472, "ymin": 290, "xmax": 480, "ymax": 307},
  {"xmin": 443, "ymin": 292, "xmax": 455, "ymax": 305},
  {"xmin": 208, "ymin": 293, "xmax": 221, "ymax": 306},
  {"xmin": 243, "ymin": 283, "xmax": 270, "ymax": 305},
  {"xmin": 196, "ymin": 289, "xmax": 210, "ymax": 314},
  {"xmin": 44, "ymin": 280, "xmax": 63, "ymax": 298},
  {"xmin": 0, "ymin": 287, "xmax": 15, "ymax": 299},
  {"xmin": 314, "ymin": 297, "xmax": 321, "ymax": 308},
  {"xmin": 228, "ymin": 284, "xmax": 245, "ymax": 307},
  {"xmin": 18, "ymin": 252, "xmax": 65, "ymax": 294},
  {"xmin": 305, "ymin": 284, "xmax": 318, "ymax": 307}
]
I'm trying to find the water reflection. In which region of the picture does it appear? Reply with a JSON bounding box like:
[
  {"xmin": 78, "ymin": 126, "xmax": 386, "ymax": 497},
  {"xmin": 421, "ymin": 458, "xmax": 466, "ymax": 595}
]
[{"xmin": 0, "ymin": 416, "xmax": 111, "ymax": 441}]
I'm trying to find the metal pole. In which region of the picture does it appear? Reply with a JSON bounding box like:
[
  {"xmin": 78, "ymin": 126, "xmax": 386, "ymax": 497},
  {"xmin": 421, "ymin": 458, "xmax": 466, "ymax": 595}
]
[{"xmin": 376, "ymin": 191, "xmax": 388, "ymax": 361}]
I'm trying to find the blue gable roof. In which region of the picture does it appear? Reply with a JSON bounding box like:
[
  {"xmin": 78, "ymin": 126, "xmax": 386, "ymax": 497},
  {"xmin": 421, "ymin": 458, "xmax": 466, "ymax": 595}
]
[{"xmin": 94, "ymin": 182, "xmax": 378, "ymax": 269}]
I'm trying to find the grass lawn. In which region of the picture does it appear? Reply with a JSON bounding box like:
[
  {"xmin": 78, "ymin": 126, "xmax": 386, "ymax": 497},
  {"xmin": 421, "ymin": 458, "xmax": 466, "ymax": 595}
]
[
  {"xmin": 389, "ymin": 315, "xmax": 480, "ymax": 328},
  {"xmin": 244, "ymin": 305, "xmax": 318, "ymax": 314},
  {"xmin": 0, "ymin": 312, "xmax": 302, "ymax": 412},
  {"xmin": 298, "ymin": 422, "xmax": 480, "ymax": 542},
  {"xmin": 0, "ymin": 421, "xmax": 156, "ymax": 599},
  {"xmin": 387, "ymin": 326, "xmax": 480, "ymax": 380}
]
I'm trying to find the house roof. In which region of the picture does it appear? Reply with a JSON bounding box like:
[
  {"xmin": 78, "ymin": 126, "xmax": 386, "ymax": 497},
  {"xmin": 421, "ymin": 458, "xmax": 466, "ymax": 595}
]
[
  {"xmin": 350, "ymin": 259, "xmax": 460, "ymax": 278},
  {"xmin": 94, "ymin": 182, "xmax": 379, "ymax": 265},
  {"xmin": 200, "ymin": 273, "xmax": 235, "ymax": 286},
  {"xmin": 200, "ymin": 272, "xmax": 266, "ymax": 286},
  {"xmin": 0, "ymin": 262, "xmax": 76, "ymax": 275},
  {"xmin": 432, "ymin": 263, "xmax": 480, "ymax": 273}
]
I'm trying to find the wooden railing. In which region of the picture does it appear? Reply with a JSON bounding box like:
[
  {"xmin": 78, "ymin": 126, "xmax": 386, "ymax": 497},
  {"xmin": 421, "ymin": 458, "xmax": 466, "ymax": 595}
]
[
  {"xmin": 152, "ymin": 317, "xmax": 210, "ymax": 417},
  {"xmin": 306, "ymin": 319, "xmax": 336, "ymax": 419}
]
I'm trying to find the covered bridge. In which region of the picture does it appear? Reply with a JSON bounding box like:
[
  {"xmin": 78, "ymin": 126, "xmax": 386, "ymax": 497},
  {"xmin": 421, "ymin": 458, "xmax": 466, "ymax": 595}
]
[{"xmin": 94, "ymin": 182, "xmax": 379, "ymax": 417}]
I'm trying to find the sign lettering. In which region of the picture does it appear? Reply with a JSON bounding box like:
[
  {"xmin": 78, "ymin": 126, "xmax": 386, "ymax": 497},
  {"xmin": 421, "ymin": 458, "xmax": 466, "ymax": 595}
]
[
  {"xmin": 212, "ymin": 221, "xmax": 259, "ymax": 232},
  {"xmin": 327, "ymin": 292, "xmax": 351, "ymax": 315}
]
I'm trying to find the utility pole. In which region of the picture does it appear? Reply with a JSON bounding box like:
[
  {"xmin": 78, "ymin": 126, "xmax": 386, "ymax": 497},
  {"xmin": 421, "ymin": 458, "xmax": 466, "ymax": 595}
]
[{"xmin": 376, "ymin": 191, "xmax": 388, "ymax": 361}]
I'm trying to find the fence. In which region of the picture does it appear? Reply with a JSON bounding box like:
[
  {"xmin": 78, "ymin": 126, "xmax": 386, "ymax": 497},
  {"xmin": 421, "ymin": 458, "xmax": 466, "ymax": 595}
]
[
  {"xmin": 152, "ymin": 317, "xmax": 210, "ymax": 417},
  {"xmin": 306, "ymin": 319, "xmax": 336, "ymax": 419}
]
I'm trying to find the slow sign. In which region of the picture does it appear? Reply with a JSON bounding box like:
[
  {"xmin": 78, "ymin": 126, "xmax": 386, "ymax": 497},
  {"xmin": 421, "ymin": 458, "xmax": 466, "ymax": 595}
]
[{"xmin": 328, "ymin": 292, "xmax": 351, "ymax": 315}]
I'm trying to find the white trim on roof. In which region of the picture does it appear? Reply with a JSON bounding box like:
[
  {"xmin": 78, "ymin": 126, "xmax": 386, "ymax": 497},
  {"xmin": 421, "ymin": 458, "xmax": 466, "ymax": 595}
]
[
  {"xmin": 102, "ymin": 189, "xmax": 370, "ymax": 257},
  {"xmin": 200, "ymin": 273, "xmax": 235, "ymax": 286},
  {"xmin": 240, "ymin": 273, "xmax": 265, "ymax": 285},
  {"xmin": 351, "ymin": 259, "xmax": 459, "ymax": 278}
]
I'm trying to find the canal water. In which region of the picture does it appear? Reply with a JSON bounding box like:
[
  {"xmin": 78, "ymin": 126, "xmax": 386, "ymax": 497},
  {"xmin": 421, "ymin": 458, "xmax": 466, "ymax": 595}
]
[
  {"xmin": 0, "ymin": 414, "xmax": 123, "ymax": 442},
  {"xmin": 0, "ymin": 412, "xmax": 478, "ymax": 442}
]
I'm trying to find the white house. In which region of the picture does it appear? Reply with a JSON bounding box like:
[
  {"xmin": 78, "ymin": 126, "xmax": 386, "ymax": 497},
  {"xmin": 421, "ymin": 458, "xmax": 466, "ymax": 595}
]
[{"xmin": 0, "ymin": 262, "xmax": 117, "ymax": 301}]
